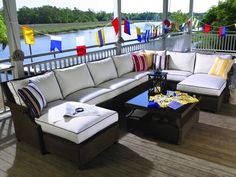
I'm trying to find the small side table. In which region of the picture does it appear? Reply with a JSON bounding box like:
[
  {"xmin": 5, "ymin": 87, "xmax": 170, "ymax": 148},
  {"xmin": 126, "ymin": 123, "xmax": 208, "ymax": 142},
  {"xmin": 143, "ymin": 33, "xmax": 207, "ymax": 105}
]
[{"xmin": 148, "ymin": 71, "xmax": 167, "ymax": 95}]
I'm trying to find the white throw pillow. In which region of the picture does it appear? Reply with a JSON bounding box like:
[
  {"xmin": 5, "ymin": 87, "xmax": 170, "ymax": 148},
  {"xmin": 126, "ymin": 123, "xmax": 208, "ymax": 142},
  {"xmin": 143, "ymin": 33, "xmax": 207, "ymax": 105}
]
[
  {"xmin": 167, "ymin": 51, "xmax": 195, "ymax": 72},
  {"xmin": 112, "ymin": 53, "xmax": 134, "ymax": 77},
  {"xmin": 54, "ymin": 64, "xmax": 95, "ymax": 97},
  {"xmin": 87, "ymin": 57, "xmax": 118, "ymax": 85},
  {"xmin": 7, "ymin": 78, "xmax": 31, "ymax": 106},
  {"xmin": 30, "ymin": 72, "xmax": 63, "ymax": 103},
  {"xmin": 194, "ymin": 53, "xmax": 232, "ymax": 74}
]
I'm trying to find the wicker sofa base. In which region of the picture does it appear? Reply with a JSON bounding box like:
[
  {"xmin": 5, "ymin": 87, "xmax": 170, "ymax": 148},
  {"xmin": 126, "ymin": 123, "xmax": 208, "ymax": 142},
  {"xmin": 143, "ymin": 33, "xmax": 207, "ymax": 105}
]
[{"xmin": 43, "ymin": 123, "xmax": 119, "ymax": 169}]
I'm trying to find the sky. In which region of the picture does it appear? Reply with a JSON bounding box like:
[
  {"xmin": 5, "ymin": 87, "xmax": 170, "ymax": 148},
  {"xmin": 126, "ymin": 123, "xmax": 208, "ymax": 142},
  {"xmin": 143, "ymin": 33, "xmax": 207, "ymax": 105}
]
[{"xmin": 0, "ymin": 0, "xmax": 220, "ymax": 13}]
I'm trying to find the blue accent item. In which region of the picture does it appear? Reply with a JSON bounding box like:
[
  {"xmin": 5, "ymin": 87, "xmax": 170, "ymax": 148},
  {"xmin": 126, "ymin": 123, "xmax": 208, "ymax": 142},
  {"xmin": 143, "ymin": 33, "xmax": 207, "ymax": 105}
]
[
  {"xmin": 137, "ymin": 35, "xmax": 142, "ymax": 42},
  {"xmin": 222, "ymin": 27, "xmax": 226, "ymax": 37},
  {"xmin": 167, "ymin": 101, "xmax": 183, "ymax": 110},
  {"xmin": 50, "ymin": 40, "xmax": 62, "ymax": 52},
  {"xmin": 147, "ymin": 101, "xmax": 160, "ymax": 109},
  {"xmin": 98, "ymin": 30, "xmax": 103, "ymax": 46}
]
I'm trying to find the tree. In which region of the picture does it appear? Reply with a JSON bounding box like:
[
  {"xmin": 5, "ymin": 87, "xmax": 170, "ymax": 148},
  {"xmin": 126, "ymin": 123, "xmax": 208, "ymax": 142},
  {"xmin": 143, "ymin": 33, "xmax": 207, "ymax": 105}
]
[
  {"xmin": 202, "ymin": 0, "xmax": 236, "ymax": 31},
  {"xmin": 0, "ymin": 13, "xmax": 8, "ymax": 50}
]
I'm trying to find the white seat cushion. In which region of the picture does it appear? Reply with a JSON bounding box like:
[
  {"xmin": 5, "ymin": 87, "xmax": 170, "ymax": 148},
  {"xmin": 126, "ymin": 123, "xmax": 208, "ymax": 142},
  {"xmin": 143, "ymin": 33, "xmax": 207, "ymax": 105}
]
[
  {"xmin": 87, "ymin": 57, "xmax": 118, "ymax": 85},
  {"xmin": 121, "ymin": 71, "xmax": 151, "ymax": 80},
  {"xmin": 54, "ymin": 64, "xmax": 95, "ymax": 97},
  {"xmin": 194, "ymin": 53, "xmax": 232, "ymax": 74},
  {"xmin": 162, "ymin": 70, "xmax": 193, "ymax": 82},
  {"xmin": 177, "ymin": 74, "xmax": 226, "ymax": 96},
  {"xmin": 112, "ymin": 53, "xmax": 134, "ymax": 77},
  {"xmin": 35, "ymin": 101, "xmax": 118, "ymax": 144},
  {"xmin": 65, "ymin": 87, "xmax": 111, "ymax": 104},
  {"xmin": 29, "ymin": 72, "xmax": 63, "ymax": 103},
  {"xmin": 167, "ymin": 51, "xmax": 196, "ymax": 72},
  {"xmin": 98, "ymin": 78, "xmax": 136, "ymax": 90}
]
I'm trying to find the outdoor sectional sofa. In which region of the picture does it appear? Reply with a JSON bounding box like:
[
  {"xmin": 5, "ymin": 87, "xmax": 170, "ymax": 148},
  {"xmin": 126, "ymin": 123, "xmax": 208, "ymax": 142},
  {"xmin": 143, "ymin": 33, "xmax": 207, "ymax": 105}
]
[
  {"xmin": 2, "ymin": 50, "xmax": 234, "ymax": 168},
  {"xmin": 2, "ymin": 53, "xmax": 151, "ymax": 168}
]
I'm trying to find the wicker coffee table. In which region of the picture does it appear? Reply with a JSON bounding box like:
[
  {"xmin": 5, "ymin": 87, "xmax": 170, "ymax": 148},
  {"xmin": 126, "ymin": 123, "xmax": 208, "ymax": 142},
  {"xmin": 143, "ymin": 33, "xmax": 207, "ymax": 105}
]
[{"xmin": 125, "ymin": 91, "xmax": 200, "ymax": 144}]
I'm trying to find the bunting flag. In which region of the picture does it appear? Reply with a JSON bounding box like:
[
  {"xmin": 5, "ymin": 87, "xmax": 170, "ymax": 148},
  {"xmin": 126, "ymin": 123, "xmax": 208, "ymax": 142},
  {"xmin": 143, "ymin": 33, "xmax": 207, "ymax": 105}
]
[
  {"xmin": 21, "ymin": 26, "xmax": 35, "ymax": 45},
  {"xmin": 50, "ymin": 36, "xmax": 62, "ymax": 52},
  {"xmin": 112, "ymin": 17, "xmax": 119, "ymax": 35},
  {"xmin": 144, "ymin": 30, "xmax": 150, "ymax": 43},
  {"xmin": 153, "ymin": 26, "xmax": 158, "ymax": 38},
  {"xmin": 219, "ymin": 26, "xmax": 226, "ymax": 37},
  {"xmin": 187, "ymin": 18, "xmax": 191, "ymax": 28},
  {"xmin": 164, "ymin": 25, "xmax": 168, "ymax": 33},
  {"xmin": 234, "ymin": 24, "xmax": 236, "ymax": 28},
  {"xmin": 175, "ymin": 23, "xmax": 180, "ymax": 32},
  {"xmin": 76, "ymin": 36, "xmax": 86, "ymax": 56},
  {"xmin": 192, "ymin": 18, "xmax": 199, "ymax": 28},
  {"xmin": 96, "ymin": 28, "xmax": 106, "ymax": 47},
  {"xmin": 124, "ymin": 19, "xmax": 131, "ymax": 35},
  {"xmin": 136, "ymin": 27, "xmax": 142, "ymax": 42},
  {"xmin": 163, "ymin": 19, "xmax": 171, "ymax": 27},
  {"xmin": 181, "ymin": 23, "xmax": 185, "ymax": 32},
  {"xmin": 204, "ymin": 24, "xmax": 211, "ymax": 33}
]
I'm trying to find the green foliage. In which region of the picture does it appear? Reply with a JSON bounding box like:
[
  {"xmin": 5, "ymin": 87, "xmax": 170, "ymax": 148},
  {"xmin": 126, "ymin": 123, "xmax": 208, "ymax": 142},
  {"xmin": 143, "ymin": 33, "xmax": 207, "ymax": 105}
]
[
  {"xmin": 202, "ymin": 0, "xmax": 236, "ymax": 31},
  {"xmin": 0, "ymin": 13, "xmax": 8, "ymax": 50}
]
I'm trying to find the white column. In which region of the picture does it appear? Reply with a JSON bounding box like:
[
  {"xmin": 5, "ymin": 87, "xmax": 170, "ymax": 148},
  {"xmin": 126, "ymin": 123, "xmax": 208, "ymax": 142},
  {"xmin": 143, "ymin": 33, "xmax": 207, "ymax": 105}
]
[
  {"xmin": 3, "ymin": 0, "xmax": 24, "ymax": 78},
  {"xmin": 188, "ymin": 0, "xmax": 194, "ymax": 51},
  {"xmin": 162, "ymin": 0, "xmax": 168, "ymax": 50},
  {"xmin": 114, "ymin": 0, "xmax": 122, "ymax": 55}
]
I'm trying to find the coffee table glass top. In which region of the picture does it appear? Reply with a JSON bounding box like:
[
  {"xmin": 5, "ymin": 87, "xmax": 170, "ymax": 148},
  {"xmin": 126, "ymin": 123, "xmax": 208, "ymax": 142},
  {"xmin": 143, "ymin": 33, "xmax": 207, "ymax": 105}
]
[{"xmin": 125, "ymin": 91, "xmax": 198, "ymax": 114}]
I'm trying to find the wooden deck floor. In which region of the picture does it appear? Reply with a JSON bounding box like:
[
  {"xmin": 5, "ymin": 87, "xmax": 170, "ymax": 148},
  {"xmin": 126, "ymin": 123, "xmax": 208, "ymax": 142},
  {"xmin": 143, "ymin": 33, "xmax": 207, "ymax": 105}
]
[{"xmin": 0, "ymin": 104, "xmax": 236, "ymax": 177}]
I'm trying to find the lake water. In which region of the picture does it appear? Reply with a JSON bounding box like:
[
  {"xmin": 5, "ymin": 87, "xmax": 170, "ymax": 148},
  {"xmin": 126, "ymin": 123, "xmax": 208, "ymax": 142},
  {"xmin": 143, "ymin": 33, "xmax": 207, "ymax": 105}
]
[{"xmin": 0, "ymin": 22, "xmax": 161, "ymax": 64}]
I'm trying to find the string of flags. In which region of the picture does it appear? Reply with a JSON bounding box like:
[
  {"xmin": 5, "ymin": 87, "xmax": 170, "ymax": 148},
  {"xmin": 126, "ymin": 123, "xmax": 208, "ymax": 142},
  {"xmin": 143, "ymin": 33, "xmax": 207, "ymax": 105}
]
[{"xmin": 21, "ymin": 16, "xmax": 236, "ymax": 57}]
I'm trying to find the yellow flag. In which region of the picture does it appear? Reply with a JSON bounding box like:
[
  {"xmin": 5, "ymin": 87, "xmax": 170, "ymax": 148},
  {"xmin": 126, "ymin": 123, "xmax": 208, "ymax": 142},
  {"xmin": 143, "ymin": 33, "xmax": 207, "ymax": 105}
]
[
  {"xmin": 235, "ymin": 24, "xmax": 236, "ymax": 28},
  {"xmin": 136, "ymin": 27, "xmax": 141, "ymax": 35},
  {"xmin": 21, "ymin": 26, "xmax": 35, "ymax": 45}
]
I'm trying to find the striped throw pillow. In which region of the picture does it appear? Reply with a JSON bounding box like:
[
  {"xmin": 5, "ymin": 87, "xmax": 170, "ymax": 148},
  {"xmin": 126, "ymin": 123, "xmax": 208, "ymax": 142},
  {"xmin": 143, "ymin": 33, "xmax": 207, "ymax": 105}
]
[
  {"xmin": 153, "ymin": 53, "xmax": 167, "ymax": 70},
  {"xmin": 208, "ymin": 57, "xmax": 234, "ymax": 79},
  {"xmin": 18, "ymin": 82, "xmax": 47, "ymax": 118},
  {"xmin": 132, "ymin": 53, "xmax": 148, "ymax": 72}
]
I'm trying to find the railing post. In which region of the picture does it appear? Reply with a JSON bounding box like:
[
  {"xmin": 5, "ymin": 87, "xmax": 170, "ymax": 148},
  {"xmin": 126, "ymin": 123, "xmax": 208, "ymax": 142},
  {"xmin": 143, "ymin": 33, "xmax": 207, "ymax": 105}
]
[
  {"xmin": 188, "ymin": 0, "xmax": 194, "ymax": 51},
  {"xmin": 3, "ymin": 0, "xmax": 24, "ymax": 78},
  {"xmin": 162, "ymin": 0, "xmax": 168, "ymax": 50},
  {"xmin": 114, "ymin": 0, "xmax": 122, "ymax": 55}
]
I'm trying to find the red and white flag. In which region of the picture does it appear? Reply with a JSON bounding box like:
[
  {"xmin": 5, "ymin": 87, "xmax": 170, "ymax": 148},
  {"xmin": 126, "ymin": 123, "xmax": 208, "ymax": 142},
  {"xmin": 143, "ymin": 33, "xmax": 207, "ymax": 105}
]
[{"xmin": 76, "ymin": 36, "xmax": 86, "ymax": 56}]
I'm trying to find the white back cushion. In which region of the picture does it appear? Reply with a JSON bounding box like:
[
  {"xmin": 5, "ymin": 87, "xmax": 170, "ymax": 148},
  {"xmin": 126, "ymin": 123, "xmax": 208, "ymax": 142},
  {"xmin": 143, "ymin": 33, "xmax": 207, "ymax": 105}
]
[
  {"xmin": 112, "ymin": 53, "xmax": 134, "ymax": 77},
  {"xmin": 194, "ymin": 53, "xmax": 232, "ymax": 74},
  {"xmin": 87, "ymin": 57, "xmax": 118, "ymax": 85},
  {"xmin": 30, "ymin": 72, "xmax": 63, "ymax": 103},
  {"xmin": 54, "ymin": 64, "xmax": 95, "ymax": 97},
  {"xmin": 7, "ymin": 78, "xmax": 31, "ymax": 106},
  {"xmin": 167, "ymin": 51, "xmax": 195, "ymax": 72}
]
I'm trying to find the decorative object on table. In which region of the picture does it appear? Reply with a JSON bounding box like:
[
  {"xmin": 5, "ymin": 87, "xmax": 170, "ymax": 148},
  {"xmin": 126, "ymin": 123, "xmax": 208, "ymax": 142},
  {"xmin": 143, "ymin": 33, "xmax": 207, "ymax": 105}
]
[
  {"xmin": 148, "ymin": 91, "xmax": 199, "ymax": 109},
  {"xmin": 148, "ymin": 71, "xmax": 167, "ymax": 95}
]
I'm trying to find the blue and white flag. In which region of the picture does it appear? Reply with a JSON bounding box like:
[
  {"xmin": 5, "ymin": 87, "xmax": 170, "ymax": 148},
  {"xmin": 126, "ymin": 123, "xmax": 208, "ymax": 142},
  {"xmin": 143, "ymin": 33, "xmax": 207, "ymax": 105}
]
[
  {"xmin": 181, "ymin": 23, "xmax": 185, "ymax": 32},
  {"xmin": 144, "ymin": 30, "xmax": 150, "ymax": 43},
  {"xmin": 50, "ymin": 36, "xmax": 62, "ymax": 52}
]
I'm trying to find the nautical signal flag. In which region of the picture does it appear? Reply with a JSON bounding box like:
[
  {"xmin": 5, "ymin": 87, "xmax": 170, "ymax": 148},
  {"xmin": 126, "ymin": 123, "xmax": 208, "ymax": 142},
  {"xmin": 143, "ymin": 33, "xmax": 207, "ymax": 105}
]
[
  {"xmin": 187, "ymin": 18, "xmax": 191, "ymax": 28},
  {"xmin": 192, "ymin": 18, "xmax": 199, "ymax": 28},
  {"xmin": 204, "ymin": 24, "xmax": 211, "ymax": 33},
  {"xmin": 136, "ymin": 27, "xmax": 142, "ymax": 42},
  {"xmin": 234, "ymin": 24, "xmax": 236, "ymax": 28},
  {"xmin": 164, "ymin": 25, "xmax": 168, "ymax": 34},
  {"xmin": 76, "ymin": 36, "xmax": 86, "ymax": 56},
  {"xmin": 181, "ymin": 23, "xmax": 185, "ymax": 32},
  {"xmin": 219, "ymin": 26, "xmax": 226, "ymax": 37},
  {"xmin": 124, "ymin": 19, "xmax": 131, "ymax": 35},
  {"xmin": 112, "ymin": 17, "xmax": 119, "ymax": 35},
  {"xmin": 50, "ymin": 36, "xmax": 62, "ymax": 52},
  {"xmin": 144, "ymin": 30, "xmax": 150, "ymax": 43},
  {"xmin": 175, "ymin": 23, "xmax": 180, "ymax": 32},
  {"xmin": 96, "ymin": 28, "xmax": 105, "ymax": 47},
  {"xmin": 21, "ymin": 26, "xmax": 35, "ymax": 45}
]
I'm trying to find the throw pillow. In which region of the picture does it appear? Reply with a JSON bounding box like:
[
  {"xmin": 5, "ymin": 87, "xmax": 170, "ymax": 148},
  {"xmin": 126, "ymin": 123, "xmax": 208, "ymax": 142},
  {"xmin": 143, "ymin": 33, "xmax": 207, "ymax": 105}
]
[
  {"xmin": 132, "ymin": 53, "xmax": 148, "ymax": 72},
  {"xmin": 208, "ymin": 57, "xmax": 234, "ymax": 79},
  {"xmin": 153, "ymin": 53, "xmax": 167, "ymax": 70},
  {"xmin": 143, "ymin": 52, "xmax": 154, "ymax": 69},
  {"xmin": 18, "ymin": 82, "xmax": 47, "ymax": 118}
]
